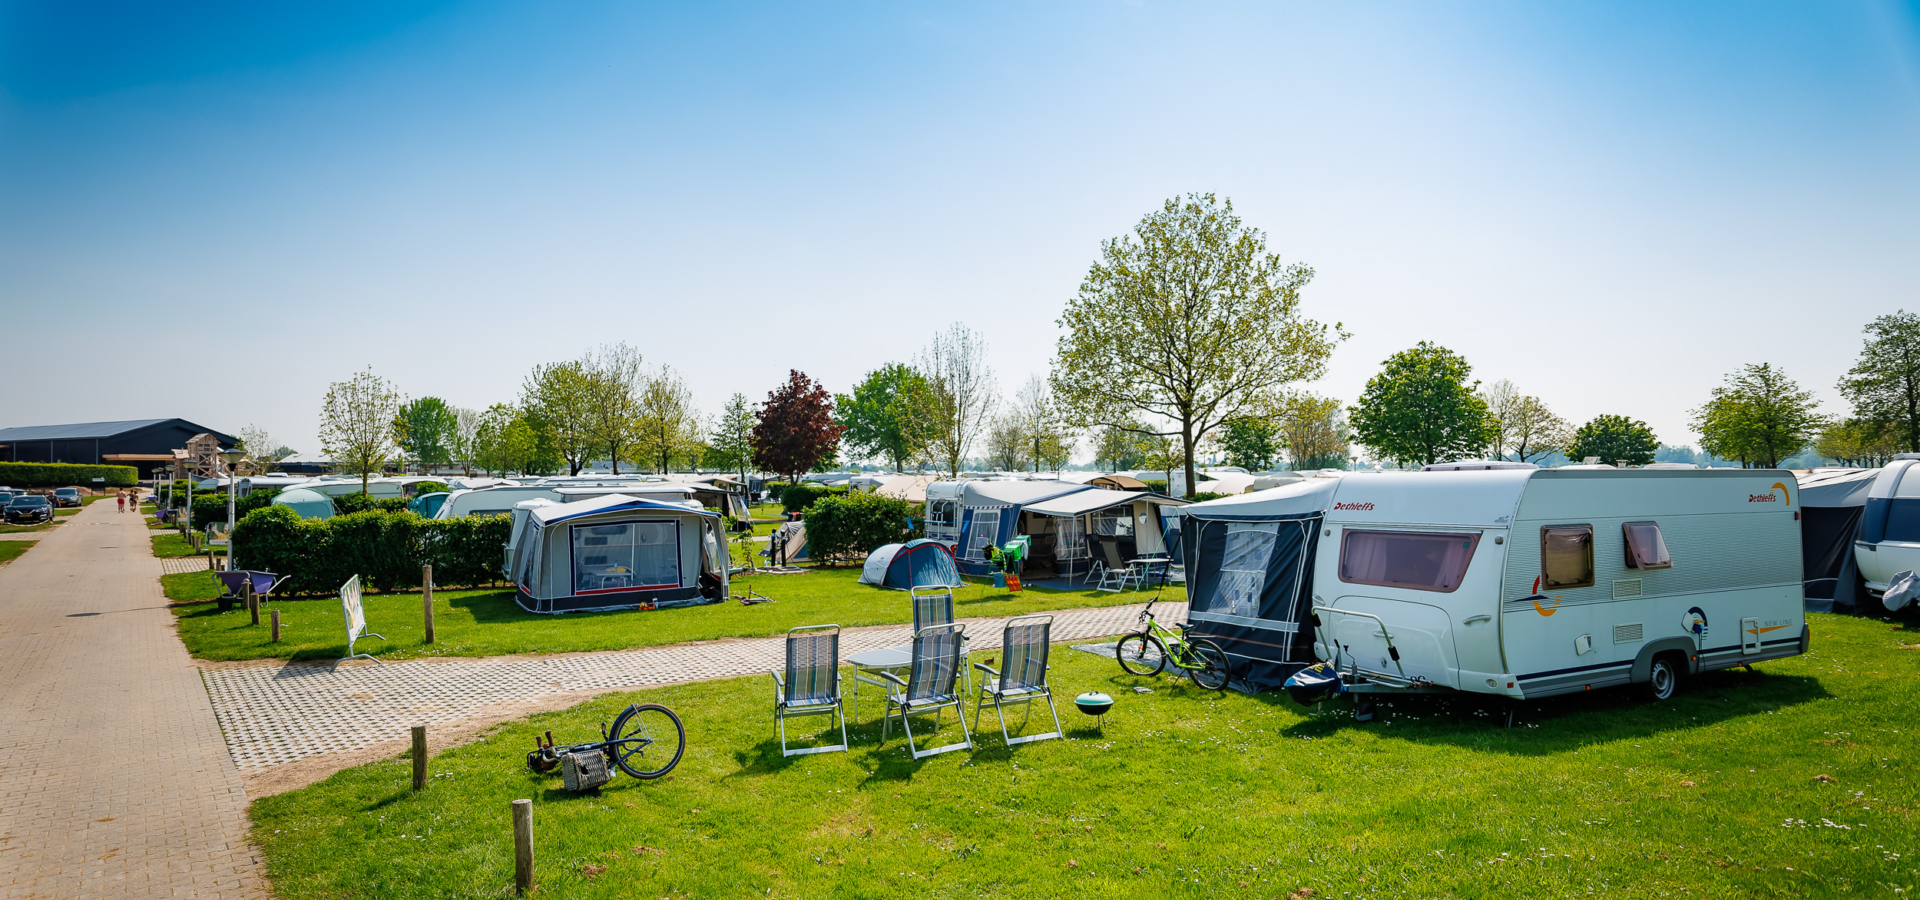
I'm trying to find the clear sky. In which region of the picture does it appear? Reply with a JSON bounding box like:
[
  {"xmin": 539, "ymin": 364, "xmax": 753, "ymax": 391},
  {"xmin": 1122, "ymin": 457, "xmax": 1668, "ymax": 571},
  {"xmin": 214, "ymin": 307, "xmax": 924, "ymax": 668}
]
[{"xmin": 3, "ymin": 1, "xmax": 1917, "ymax": 460}]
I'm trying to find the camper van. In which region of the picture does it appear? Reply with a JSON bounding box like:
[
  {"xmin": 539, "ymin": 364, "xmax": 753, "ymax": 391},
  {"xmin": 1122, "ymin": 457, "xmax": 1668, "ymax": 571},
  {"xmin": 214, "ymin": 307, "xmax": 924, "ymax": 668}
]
[
  {"xmin": 1851, "ymin": 454, "xmax": 1920, "ymax": 598},
  {"xmin": 1182, "ymin": 467, "xmax": 1807, "ymax": 701}
]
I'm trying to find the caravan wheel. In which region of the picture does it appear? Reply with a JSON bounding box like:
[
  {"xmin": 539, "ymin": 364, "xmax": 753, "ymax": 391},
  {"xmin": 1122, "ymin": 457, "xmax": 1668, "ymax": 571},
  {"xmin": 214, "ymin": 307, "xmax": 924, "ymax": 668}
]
[{"xmin": 1642, "ymin": 654, "xmax": 1682, "ymax": 702}]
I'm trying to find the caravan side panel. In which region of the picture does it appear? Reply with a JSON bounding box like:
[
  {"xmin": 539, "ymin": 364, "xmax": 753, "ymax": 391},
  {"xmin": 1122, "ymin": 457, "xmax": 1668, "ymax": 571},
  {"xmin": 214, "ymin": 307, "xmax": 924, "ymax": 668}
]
[{"xmin": 1500, "ymin": 471, "xmax": 1804, "ymax": 698}]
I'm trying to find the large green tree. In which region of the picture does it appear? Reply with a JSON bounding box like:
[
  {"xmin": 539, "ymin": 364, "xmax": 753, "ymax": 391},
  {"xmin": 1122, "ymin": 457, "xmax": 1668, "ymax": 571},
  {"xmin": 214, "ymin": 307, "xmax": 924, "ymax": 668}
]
[
  {"xmin": 836, "ymin": 363, "xmax": 937, "ymax": 472},
  {"xmin": 394, "ymin": 396, "xmax": 459, "ymax": 473},
  {"xmin": 705, "ymin": 393, "xmax": 757, "ymax": 482},
  {"xmin": 1092, "ymin": 422, "xmax": 1151, "ymax": 472},
  {"xmin": 1219, "ymin": 417, "xmax": 1278, "ymax": 470},
  {"xmin": 1840, "ymin": 310, "xmax": 1920, "ymax": 453},
  {"xmin": 1691, "ymin": 363, "xmax": 1827, "ymax": 468},
  {"xmin": 1278, "ymin": 394, "xmax": 1350, "ymax": 470},
  {"xmin": 635, "ymin": 366, "xmax": 701, "ymax": 473},
  {"xmin": 522, "ymin": 360, "xmax": 597, "ymax": 475},
  {"xmin": 319, "ymin": 367, "xmax": 402, "ymax": 494},
  {"xmin": 1349, "ymin": 342, "xmax": 1494, "ymax": 467},
  {"xmin": 1568, "ymin": 414, "xmax": 1659, "ymax": 467},
  {"xmin": 1050, "ymin": 193, "xmax": 1342, "ymax": 497}
]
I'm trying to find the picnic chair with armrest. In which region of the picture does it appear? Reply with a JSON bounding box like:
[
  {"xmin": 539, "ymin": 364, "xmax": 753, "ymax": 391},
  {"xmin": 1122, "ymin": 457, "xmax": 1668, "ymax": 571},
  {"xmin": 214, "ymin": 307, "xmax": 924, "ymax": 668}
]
[
  {"xmin": 1095, "ymin": 539, "xmax": 1141, "ymax": 592},
  {"xmin": 769, "ymin": 624, "xmax": 849, "ymax": 757},
  {"xmin": 879, "ymin": 623, "xmax": 973, "ymax": 759},
  {"xmin": 973, "ymin": 614, "xmax": 1063, "ymax": 747}
]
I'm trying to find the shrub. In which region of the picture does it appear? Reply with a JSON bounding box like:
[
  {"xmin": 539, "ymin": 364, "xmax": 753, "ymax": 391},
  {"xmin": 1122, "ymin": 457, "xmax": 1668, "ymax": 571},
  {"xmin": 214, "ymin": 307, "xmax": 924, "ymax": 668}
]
[
  {"xmin": 190, "ymin": 488, "xmax": 280, "ymax": 526},
  {"xmin": 0, "ymin": 462, "xmax": 138, "ymax": 488},
  {"xmin": 334, "ymin": 492, "xmax": 410, "ymax": 515},
  {"xmin": 779, "ymin": 482, "xmax": 835, "ymax": 513},
  {"xmin": 1188, "ymin": 491, "xmax": 1229, "ymax": 502},
  {"xmin": 232, "ymin": 505, "xmax": 513, "ymax": 595},
  {"xmin": 802, "ymin": 491, "xmax": 917, "ymax": 562},
  {"xmin": 411, "ymin": 481, "xmax": 449, "ymax": 496},
  {"xmin": 1142, "ymin": 480, "xmax": 1169, "ymax": 494}
]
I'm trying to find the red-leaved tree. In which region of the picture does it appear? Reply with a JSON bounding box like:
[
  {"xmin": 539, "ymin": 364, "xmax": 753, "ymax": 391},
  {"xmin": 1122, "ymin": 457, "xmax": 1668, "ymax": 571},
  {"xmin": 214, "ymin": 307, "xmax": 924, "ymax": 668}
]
[{"xmin": 752, "ymin": 370, "xmax": 846, "ymax": 486}]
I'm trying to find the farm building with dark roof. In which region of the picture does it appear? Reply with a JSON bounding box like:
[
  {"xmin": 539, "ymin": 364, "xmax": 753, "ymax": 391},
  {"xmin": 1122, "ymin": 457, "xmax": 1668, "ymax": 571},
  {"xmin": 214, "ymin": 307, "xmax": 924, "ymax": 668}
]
[{"xmin": 0, "ymin": 419, "xmax": 236, "ymax": 476}]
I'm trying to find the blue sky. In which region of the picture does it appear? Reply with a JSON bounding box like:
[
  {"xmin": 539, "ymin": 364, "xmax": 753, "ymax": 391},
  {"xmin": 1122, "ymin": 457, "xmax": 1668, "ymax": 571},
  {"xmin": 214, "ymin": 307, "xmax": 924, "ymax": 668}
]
[{"xmin": 3, "ymin": 1, "xmax": 1917, "ymax": 459}]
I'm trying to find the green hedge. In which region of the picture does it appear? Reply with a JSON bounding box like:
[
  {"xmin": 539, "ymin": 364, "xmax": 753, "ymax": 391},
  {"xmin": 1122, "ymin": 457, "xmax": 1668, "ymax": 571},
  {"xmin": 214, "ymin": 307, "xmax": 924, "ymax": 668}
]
[
  {"xmin": 231, "ymin": 505, "xmax": 512, "ymax": 595},
  {"xmin": 334, "ymin": 492, "xmax": 410, "ymax": 515},
  {"xmin": 190, "ymin": 488, "xmax": 281, "ymax": 526},
  {"xmin": 0, "ymin": 462, "xmax": 138, "ymax": 488},
  {"xmin": 779, "ymin": 482, "xmax": 849, "ymax": 513},
  {"xmin": 801, "ymin": 490, "xmax": 918, "ymax": 563}
]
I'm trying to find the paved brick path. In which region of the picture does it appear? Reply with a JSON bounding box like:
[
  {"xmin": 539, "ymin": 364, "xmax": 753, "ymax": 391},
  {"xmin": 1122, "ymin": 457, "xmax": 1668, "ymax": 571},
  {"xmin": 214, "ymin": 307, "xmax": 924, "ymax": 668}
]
[
  {"xmin": 0, "ymin": 503, "xmax": 265, "ymax": 897},
  {"xmin": 203, "ymin": 599, "xmax": 1179, "ymax": 770}
]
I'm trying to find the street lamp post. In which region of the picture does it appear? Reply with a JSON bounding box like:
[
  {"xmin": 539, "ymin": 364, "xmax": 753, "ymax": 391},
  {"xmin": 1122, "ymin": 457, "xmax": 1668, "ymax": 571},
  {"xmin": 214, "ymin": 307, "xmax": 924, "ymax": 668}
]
[{"xmin": 219, "ymin": 448, "xmax": 248, "ymax": 570}]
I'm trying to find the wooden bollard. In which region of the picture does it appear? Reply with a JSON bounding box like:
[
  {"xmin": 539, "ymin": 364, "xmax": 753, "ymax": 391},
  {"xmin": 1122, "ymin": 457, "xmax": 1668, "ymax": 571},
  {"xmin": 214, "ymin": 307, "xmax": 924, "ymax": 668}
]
[
  {"xmin": 423, "ymin": 564, "xmax": 435, "ymax": 645},
  {"xmin": 411, "ymin": 725, "xmax": 427, "ymax": 791},
  {"xmin": 247, "ymin": 580, "xmax": 259, "ymax": 626},
  {"xmin": 512, "ymin": 799, "xmax": 534, "ymax": 894},
  {"xmin": 270, "ymin": 609, "xmax": 281, "ymax": 643}
]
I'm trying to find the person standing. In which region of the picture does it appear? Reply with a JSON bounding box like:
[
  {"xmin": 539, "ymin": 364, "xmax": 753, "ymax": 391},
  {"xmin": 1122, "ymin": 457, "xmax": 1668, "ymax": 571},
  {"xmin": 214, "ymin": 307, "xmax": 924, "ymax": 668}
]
[{"xmin": 116, "ymin": 490, "xmax": 126, "ymax": 513}]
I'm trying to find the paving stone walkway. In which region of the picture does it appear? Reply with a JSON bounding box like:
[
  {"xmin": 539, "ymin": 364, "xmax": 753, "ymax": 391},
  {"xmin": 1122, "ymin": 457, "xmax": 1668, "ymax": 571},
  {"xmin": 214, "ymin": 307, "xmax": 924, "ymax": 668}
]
[
  {"xmin": 203, "ymin": 599, "xmax": 1179, "ymax": 770},
  {"xmin": 0, "ymin": 501, "xmax": 265, "ymax": 898}
]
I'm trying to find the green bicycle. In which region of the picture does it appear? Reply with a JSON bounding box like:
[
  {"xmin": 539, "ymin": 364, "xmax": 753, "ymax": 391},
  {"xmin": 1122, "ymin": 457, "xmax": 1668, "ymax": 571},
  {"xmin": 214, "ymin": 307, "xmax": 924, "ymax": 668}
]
[{"xmin": 1115, "ymin": 595, "xmax": 1231, "ymax": 691}]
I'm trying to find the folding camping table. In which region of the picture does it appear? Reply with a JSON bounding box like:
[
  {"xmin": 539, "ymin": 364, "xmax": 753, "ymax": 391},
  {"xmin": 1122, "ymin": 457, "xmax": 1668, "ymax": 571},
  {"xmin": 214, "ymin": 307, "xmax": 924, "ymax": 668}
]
[{"xmin": 847, "ymin": 645, "xmax": 913, "ymax": 723}]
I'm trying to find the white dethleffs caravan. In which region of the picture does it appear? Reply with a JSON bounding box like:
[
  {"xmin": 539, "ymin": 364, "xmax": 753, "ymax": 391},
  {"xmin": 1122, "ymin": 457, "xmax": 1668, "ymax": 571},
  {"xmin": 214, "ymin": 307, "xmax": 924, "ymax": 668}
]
[{"xmin": 1195, "ymin": 467, "xmax": 1807, "ymax": 702}]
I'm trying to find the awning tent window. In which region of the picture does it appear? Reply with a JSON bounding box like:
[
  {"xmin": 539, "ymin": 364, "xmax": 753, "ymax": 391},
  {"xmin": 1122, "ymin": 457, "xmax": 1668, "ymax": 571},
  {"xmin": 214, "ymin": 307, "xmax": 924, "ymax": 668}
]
[
  {"xmin": 1054, "ymin": 516, "xmax": 1088, "ymax": 560},
  {"xmin": 1541, "ymin": 525, "xmax": 1594, "ymax": 589},
  {"xmin": 1216, "ymin": 523, "xmax": 1280, "ymax": 617},
  {"xmin": 964, "ymin": 510, "xmax": 1000, "ymax": 560},
  {"xmin": 1339, "ymin": 529, "xmax": 1480, "ymax": 593},
  {"xmin": 1622, "ymin": 521, "xmax": 1672, "ymax": 570},
  {"xmin": 572, "ymin": 521, "xmax": 679, "ymax": 594},
  {"xmin": 927, "ymin": 499, "xmax": 959, "ymax": 531}
]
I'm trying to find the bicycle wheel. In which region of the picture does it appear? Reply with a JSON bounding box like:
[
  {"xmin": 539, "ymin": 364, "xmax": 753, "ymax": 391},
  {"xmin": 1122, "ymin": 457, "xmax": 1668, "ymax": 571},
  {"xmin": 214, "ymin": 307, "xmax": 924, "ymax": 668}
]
[
  {"xmin": 607, "ymin": 704, "xmax": 685, "ymax": 780},
  {"xmin": 1116, "ymin": 633, "xmax": 1166, "ymax": 676},
  {"xmin": 1187, "ymin": 638, "xmax": 1231, "ymax": 691}
]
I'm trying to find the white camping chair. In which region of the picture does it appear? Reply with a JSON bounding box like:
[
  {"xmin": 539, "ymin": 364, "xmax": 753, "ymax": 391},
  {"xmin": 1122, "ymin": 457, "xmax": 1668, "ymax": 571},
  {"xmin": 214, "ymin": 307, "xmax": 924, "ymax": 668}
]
[
  {"xmin": 770, "ymin": 624, "xmax": 849, "ymax": 757},
  {"xmin": 973, "ymin": 614, "xmax": 1063, "ymax": 747},
  {"xmin": 879, "ymin": 623, "xmax": 973, "ymax": 759}
]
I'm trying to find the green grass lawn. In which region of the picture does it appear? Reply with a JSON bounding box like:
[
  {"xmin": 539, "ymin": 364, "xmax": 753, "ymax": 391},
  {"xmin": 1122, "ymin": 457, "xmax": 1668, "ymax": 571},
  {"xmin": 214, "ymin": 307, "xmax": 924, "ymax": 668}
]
[
  {"xmin": 0, "ymin": 520, "xmax": 57, "ymax": 534},
  {"xmin": 169, "ymin": 568, "xmax": 1177, "ymax": 662},
  {"xmin": 249, "ymin": 612, "xmax": 1920, "ymax": 899},
  {"xmin": 0, "ymin": 541, "xmax": 33, "ymax": 566},
  {"xmin": 150, "ymin": 531, "xmax": 215, "ymax": 558}
]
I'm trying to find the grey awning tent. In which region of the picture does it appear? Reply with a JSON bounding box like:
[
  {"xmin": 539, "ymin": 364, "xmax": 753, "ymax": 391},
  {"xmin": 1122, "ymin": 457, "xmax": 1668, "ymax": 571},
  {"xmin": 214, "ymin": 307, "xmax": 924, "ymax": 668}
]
[
  {"xmin": 510, "ymin": 494, "xmax": 727, "ymax": 614},
  {"xmin": 1178, "ymin": 478, "xmax": 1342, "ymax": 693},
  {"xmin": 1797, "ymin": 468, "xmax": 1878, "ymax": 613},
  {"xmin": 950, "ymin": 480, "xmax": 1093, "ymax": 576}
]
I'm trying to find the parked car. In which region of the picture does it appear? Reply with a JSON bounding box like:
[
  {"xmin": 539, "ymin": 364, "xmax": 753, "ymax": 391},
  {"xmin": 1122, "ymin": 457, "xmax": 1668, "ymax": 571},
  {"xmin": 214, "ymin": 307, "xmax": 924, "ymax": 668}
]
[
  {"xmin": 51, "ymin": 487, "xmax": 83, "ymax": 508},
  {"xmin": 6, "ymin": 495, "xmax": 55, "ymax": 525}
]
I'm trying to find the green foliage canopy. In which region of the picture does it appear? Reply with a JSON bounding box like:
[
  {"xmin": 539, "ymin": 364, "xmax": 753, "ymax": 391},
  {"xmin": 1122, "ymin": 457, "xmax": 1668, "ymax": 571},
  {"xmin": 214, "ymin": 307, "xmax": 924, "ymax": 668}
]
[
  {"xmin": 836, "ymin": 363, "xmax": 937, "ymax": 473},
  {"xmin": 1840, "ymin": 310, "xmax": 1920, "ymax": 454},
  {"xmin": 1349, "ymin": 342, "xmax": 1494, "ymax": 467},
  {"xmin": 1691, "ymin": 363, "xmax": 1826, "ymax": 468},
  {"xmin": 801, "ymin": 490, "xmax": 917, "ymax": 562},
  {"xmin": 1050, "ymin": 193, "xmax": 1341, "ymax": 497},
  {"xmin": 1219, "ymin": 417, "xmax": 1278, "ymax": 471},
  {"xmin": 1568, "ymin": 414, "xmax": 1660, "ymax": 467}
]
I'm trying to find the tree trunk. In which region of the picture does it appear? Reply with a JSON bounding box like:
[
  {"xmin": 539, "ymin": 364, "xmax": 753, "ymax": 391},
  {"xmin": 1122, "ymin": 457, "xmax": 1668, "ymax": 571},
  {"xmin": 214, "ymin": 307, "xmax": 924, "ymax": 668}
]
[{"xmin": 1181, "ymin": 420, "xmax": 1197, "ymax": 500}]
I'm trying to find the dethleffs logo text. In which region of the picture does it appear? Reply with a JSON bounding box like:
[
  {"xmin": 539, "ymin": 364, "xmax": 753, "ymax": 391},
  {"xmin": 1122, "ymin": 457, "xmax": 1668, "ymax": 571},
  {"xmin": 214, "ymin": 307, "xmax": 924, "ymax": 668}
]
[
  {"xmin": 1748, "ymin": 492, "xmax": 1779, "ymax": 503},
  {"xmin": 1334, "ymin": 501, "xmax": 1375, "ymax": 511}
]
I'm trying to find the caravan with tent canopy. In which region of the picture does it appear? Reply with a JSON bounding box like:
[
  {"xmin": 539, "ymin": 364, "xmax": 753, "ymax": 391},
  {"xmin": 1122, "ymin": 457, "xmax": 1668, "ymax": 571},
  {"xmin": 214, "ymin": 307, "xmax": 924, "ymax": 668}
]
[{"xmin": 1180, "ymin": 466, "xmax": 1807, "ymax": 700}]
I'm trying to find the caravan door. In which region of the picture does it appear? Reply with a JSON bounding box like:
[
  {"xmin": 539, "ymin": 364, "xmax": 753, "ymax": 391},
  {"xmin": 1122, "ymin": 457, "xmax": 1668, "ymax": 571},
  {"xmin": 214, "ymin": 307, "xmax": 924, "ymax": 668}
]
[{"xmin": 1316, "ymin": 527, "xmax": 1499, "ymax": 690}]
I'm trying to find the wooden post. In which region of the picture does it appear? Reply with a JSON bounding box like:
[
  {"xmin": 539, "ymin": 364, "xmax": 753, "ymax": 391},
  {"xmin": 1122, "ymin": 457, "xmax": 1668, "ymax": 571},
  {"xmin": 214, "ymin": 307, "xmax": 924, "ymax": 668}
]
[
  {"xmin": 270, "ymin": 609, "xmax": 281, "ymax": 643},
  {"xmin": 247, "ymin": 579, "xmax": 259, "ymax": 626},
  {"xmin": 423, "ymin": 564, "xmax": 435, "ymax": 645},
  {"xmin": 411, "ymin": 725, "xmax": 427, "ymax": 791},
  {"xmin": 512, "ymin": 799, "xmax": 534, "ymax": 894}
]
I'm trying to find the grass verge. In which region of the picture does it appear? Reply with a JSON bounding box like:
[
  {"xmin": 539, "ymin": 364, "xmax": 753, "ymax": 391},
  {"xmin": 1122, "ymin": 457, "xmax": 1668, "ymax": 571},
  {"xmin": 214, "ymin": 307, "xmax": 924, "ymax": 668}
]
[
  {"xmin": 170, "ymin": 568, "xmax": 1176, "ymax": 662},
  {"xmin": 0, "ymin": 541, "xmax": 33, "ymax": 566},
  {"xmin": 249, "ymin": 612, "xmax": 1919, "ymax": 899}
]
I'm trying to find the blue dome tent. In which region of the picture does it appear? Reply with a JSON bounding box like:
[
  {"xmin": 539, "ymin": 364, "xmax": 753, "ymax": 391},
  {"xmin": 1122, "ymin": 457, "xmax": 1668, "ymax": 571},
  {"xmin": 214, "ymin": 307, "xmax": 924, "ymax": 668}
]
[{"xmin": 859, "ymin": 539, "xmax": 963, "ymax": 590}]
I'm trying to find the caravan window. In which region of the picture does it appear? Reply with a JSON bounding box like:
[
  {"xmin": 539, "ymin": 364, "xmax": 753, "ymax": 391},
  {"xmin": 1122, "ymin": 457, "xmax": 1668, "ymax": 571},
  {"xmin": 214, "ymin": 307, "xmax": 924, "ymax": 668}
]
[
  {"xmin": 572, "ymin": 520, "xmax": 679, "ymax": 594},
  {"xmin": 1541, "ymin": 525, "xmax": 1595, "ymax": 589},
  {"xmin": 1217, "ymin": 523, "xmax": 1280, "ymax": 616},
  {"xmin": 1054, "ymin": 516, "xmax": 1088, "ymax": 559},
  {"xmin": 965, "ymin": 510, "xmax": 1000, "ymax": 560},
  {"xmin": 1339, "ymin": 529, "xmax": 1480, "ymax": 593},
  {"xmin": 1092, "ymin": 513, "xmax": 1135, "ymax": 537},
  {"xmin": 927, "ymin": 500, "xmax": 959, "ymax": 531},
  {"xmin": 1622, "ymin": 521, "xmax": 1672, "ymax": 570}
]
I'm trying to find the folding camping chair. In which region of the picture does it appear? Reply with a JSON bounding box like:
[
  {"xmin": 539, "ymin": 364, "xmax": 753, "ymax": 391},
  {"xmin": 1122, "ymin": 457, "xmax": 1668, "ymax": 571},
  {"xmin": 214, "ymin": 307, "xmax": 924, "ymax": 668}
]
[
  {"xmin": 878, "ymin": 623, "xmax": 973, "ymax": 759},
  {"xmin": 910, "ymin": 586, "xmax": 972, "ymax": 695},
  {"xmin": 973, "ymin": 614, "xmax": 1063, "ymax": 747},
  {"xmin": 770, "ymin": 624, "xmax": 849, "ymax": 757}
]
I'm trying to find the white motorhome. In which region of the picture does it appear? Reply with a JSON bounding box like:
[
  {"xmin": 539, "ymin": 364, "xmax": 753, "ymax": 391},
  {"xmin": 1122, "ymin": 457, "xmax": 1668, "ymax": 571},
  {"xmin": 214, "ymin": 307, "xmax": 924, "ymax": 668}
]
[
  {"xmin": 1181, "ymin": 467, "xmax": 1807, "ymax": 701},
  {"xmin": 1851, "ymin": 454, "xmax": 1920, "ymax": 597}
]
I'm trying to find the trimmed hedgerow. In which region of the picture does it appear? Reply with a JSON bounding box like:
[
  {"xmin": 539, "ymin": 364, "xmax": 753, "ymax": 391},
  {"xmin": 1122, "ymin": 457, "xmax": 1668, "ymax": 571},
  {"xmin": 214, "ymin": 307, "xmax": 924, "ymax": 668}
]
[
  {"xmin": 190, "ymin": 488, "xmax": 281, "ymax": 526},
  {"xmin": 0, "ymin": 462, "xmax": 138, "ymax": 488},
  {"xmin": 333, "ymin": 492, "xmax": 410, "ymax": 515},
  {"xmin": 231, "ymin": 505, "xmax": 512, "ymax": 595}
]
